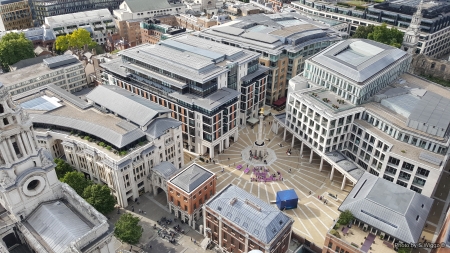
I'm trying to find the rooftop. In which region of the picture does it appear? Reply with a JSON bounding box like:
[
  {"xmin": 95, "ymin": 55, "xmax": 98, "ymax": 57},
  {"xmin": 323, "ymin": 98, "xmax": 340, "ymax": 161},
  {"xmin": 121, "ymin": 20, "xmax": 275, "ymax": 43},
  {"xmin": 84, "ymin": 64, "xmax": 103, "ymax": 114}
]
[
  {"xmin": 205, "ymin": 184, "xmax": 293, "ymax": 244},
  {"xmin": 373, "ymin": 0, "xmax": 450, "ymax": 19},
  {"xmin": 169, "ymin": 87, "xmax": 240, "ymax": 111},
  {"xmin": 9, "ymin": 54, "xmax": 52, "ymax": 71},
  {"xmin": 309, "ymin": 39, "xmax": 409, "ymax": 84},
  {"xmin": 339, "ymin": 172, "xmax": 434, "ymax": 243},
  {"xmin": 152, "ymin": 161, "xmax": 179, "ymax": 179},
  {"xmin": 120, "ymin": 0, "xmax": 184, "ymax": 12},
  {"xmin": 44, "ymin": 9, "xmax": 113, "ymax": 27},
  {"xmin": 169, "ymin": 163, "xmax": 214, "ymax": 193}
]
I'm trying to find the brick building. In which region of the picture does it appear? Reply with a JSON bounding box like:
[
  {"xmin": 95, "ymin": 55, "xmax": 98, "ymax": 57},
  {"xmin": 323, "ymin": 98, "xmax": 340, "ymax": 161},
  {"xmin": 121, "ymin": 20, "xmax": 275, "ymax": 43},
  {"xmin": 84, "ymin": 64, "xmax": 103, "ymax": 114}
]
[
  {"xmin": 140, "ymin": 19, "xmax": 187, "ymax": 44},
  {"xmin": 432, "ymin": 206, "xmax": 450, "ymax": 253},
  {"xmin": 204, "ymin": 184, "xmax": 294, "ymax": 253},
  {"xmin": 167, "ymin": 163, "xmax": 216, "ymax": 229}
]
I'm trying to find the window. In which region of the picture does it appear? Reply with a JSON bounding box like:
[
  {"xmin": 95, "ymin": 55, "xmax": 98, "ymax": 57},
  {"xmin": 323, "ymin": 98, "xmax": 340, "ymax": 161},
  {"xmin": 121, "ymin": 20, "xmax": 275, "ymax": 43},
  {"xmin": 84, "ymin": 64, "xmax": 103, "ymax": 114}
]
[
  {"xmin": 385, "ymin": 166, "xmax": 397, "ymax": 175},
  {"xmin": 388, "ymin": 157, "xmax": 400, "ymax": 166},
  {"xmin": 411, "ymin": 185, "xmax": 422, "ymax": 194},
  {"xmin": 396, "ymin": 180, "xmax": 408, "ymax": 187},
  {"xmin": 399, "ymin": 171, "xmax": 411, "ymax": 180},
  {"xmin": 383, "ymin": 174, "xmax": 394, "ymax": 182},
  {"xmin": 176, "ymin": 192, "xmax": 180, "ymax": 197},
  {"xmin": 184, "ymin": 205, "xmax": 187, "ymax": 211},
  {"xmin": 328, "ymin": 242, "xmax": 333, "ymax": 248},
  {"xmin": 402, "ymin": 162, "xmax": 414, "ymax": 171},
  {"xmin": 335, "ymin": 246, "xmax": 341, "ymax": 252},
  {"xmin": 416, "ymin": 167, "xmax": 430, "ymax": 177},
  {"xmin": 184, "ymin": 197, "xmax": 188, "ymax": 202},
  {"xmin": 412, "ymin": 177, "xmax": 426, "ymax": 186}
]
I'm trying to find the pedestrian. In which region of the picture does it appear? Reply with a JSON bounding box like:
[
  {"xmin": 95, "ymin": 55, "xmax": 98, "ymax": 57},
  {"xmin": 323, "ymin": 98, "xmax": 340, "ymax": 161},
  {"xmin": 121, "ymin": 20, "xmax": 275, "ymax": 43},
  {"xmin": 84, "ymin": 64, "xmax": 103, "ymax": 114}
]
[
  {"xmin": 191, "ymin": 237, "xmax": 192, "ymax": 241},
  {"xmin": 222, "ymin": 168, "xmax": 224, "ymax": 173},
  {"xmin": 228, "ymin": 157, "xmax": 230, "ymax": 161},
  {"xmin": 309, "ymin": 191, "xmax": 311, "ymax": 195},
  {"xmin": 138, "ymin": 209, "xmax": 141, "ymax": 213},
  {"xmin": 289, "ymin": 168, "xmax": 291, "ymax": 173}
]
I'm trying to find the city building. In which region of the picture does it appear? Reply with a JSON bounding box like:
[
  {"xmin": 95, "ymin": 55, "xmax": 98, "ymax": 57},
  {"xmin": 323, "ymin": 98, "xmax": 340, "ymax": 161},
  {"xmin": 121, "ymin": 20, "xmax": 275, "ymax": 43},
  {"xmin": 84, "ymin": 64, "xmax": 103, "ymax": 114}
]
[
  {"xmin": 291, "ymin": 0, "xmax": 450, "ymax": 58},
  {"xmin": 101, "ymin": 35, "xmax": 267, "ymax": 157},
  {"xmin": 175, "ymin": 14, "xmax": 218, "ymax": 31},
  {"xmin": 323, "ymin": 172, "xmax": 433, "ymax": 253},
  {"xmin": 0, "ymin": 82, "xmax": 115, "ymax": 252},
  {"xmin": 0, "ymin": 0, "xmax": 32, "ymax": 31},
  {"xmin": 203, "ymin": 184, "xmax": 294, "ymax": 253},
  {"xmin": 0, "ymin": 55, "xmax": 87, "ymax": 95},
  {"xmin": 195, "ymin": 12, "xmax": 346, "ymax": 105},
  {"xmin": 113, "ymin": 0, "xmax": 185, "ymax": 22},
  {"xmin": 14, "ymin": 84, "xmax": 184, "ymax": 207},
  {"xmin": 0, "ymin": 25, "xmax": 56, "ymax": 50},
  {"xmin": 140, "ymin": 19, "xmax": 187, "ymax": 44},
  {"xmin": 30, "ymin": 0, "xmax": 122, "ymax": 26},
  {"xmin": 167, "ymin": 163, "xmax": 216, "ymax": 229},
  {"xmin": 8, "ymin": 54, "xmax": 51, "ymax": 71},
  {"xmin": 184, "ymin": 0, "xmax": 224, "ymax": 15},
  {"xmin": 274, "ymin": 38, "xmax": 450, "ymax": 197},
  {"xmin": 432, "ymin": 206, "xmax": 450, "ymax": 253},
  {"xmin": 44, "ymin": 9, "xmax": 117, "ymax": 45}
]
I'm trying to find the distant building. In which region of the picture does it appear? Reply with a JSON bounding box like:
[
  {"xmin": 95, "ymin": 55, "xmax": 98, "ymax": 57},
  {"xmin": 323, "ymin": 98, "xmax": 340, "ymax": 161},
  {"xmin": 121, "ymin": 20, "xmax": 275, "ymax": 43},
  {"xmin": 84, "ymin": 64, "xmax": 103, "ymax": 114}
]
[
  {"xmin": 30, "ymin": 0, "xmax": 122, "ymax": 25},
  {"xmin": 175, "ymin": 14, "xmax": 217, "ymax": 31},
  {"xmin": 0, "ymin": 0, "xmax": 33, "ymax": 31},
  {"xmin": 324, "ymin": 172, "xmax": 433, "ymax": 252},
  {"xmin": 0, "ymin": 55, "xmax": 87, "ymax": 95},
  {"xmin": 195, "ymin": 12, "xmax": 346, "ymax": 105},
  {"xmin": 113, "ymin": 0, "xmax": 185, "ymax": 21},
  {"xmin": 184, "ymin": 0, "xmax": 224, "ymax": 15},
  {"xmin": 167, "ymin": 163, "xmax": 216, "ymax": 229},
  {"xmin": 0, "ymin": 25, "xmax": 56, "ymax": 49},
  {"xmin": 44, "ymin": 9, "xmax": 117, "ymax": 46},
  {"xmin": 0, "ymin": 82, "xmax": 115, "ymax": 253},
  {"xmin": 410, "ymin": 54, "xmax": 450, "ymax": 82},
  {"xmin": 8, "ymin": 54, "xmax": 51, "ymax": 71},
  {"xmin": 33, "ymin": 45, "xmax": 52, "ymax": 56},
  {"xmin": 140, "ymin": 19, "xmax": 187, "ymax": 44},
  {"xmin": 16, "ymin": 84, "xmax": 184, "ymax": 207},
  {"xmin": 204, "ymin": 184, "xmax": 294, "ymax": 253}
]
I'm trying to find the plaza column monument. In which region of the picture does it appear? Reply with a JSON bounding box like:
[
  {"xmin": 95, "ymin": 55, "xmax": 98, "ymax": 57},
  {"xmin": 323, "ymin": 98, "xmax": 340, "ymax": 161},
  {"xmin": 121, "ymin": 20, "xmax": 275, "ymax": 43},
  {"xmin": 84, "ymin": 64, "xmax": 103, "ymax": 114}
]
[{"xmin": 254, "ymin": 108, "xmax": 266, "ymax": 157}]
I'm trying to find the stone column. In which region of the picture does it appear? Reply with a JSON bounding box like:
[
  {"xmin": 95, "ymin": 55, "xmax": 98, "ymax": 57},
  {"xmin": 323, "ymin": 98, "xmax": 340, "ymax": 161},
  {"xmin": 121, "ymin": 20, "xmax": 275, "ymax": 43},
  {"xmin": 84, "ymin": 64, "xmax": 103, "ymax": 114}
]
[
  {"xmin": 341, "ymin": 175, "xmax": 346, "ymax": 190},
  {"xmin": 244, "ymin": 234, "xmax": 249, "ymax": 252},
  {"xmin": 257, "ymin": 114, "xmax": 264, "ymax": 144},
  {"xmin": 300, "ymin": 142, "xmax": 303, "ymax": 156},
  {"xmin": 27, "ymin": 132, "xmax": 36, "ymax": 153},
  {"xmin": 225, "ymin": 137, "xmax": 230, "ymax": 149},
  {"xmin": 7, "ymin": 139, "xmax": 17, "ymax": 161},
  {"xmin": 319, "ymin": 157, "xmax": 324, "ymax": 172},
  {"xmin": 21, "ymin": 132, "xmax": 32, "ymax": 155},
  {"xmin": 16, "ymin": 134, "xmax": 26, "ymax": 157},
  {"xmin": 0, "ymin": 142, "xmax": 11, "ymax": 164},
  {"xmin": 330, "ymin": 166, "xmax": 335, "ymax": 181},
  {"xmin": 169, "ymin": 202, "xmax": 172, "ymax": 214},
  {"xmin": 309, "ymin": 149, "xmax": 313, "ymax": 163},
  {"xmin": 203, "ymin": 208, "xmax": 207, "ymax": 237},
  {"xmin": 209, "ymin": 146, "xmax": 214, "ymax": 159},
  {"xmin": 291, "ymin": 136, "xmax": 295, "ymax": 147},
  {"xmin": 283, "ymin": 128, "xmax": 287, "ymax": 141},
  {"xmin": 218, "ymin": 217, "xmax": 223, "ymax": 247}
]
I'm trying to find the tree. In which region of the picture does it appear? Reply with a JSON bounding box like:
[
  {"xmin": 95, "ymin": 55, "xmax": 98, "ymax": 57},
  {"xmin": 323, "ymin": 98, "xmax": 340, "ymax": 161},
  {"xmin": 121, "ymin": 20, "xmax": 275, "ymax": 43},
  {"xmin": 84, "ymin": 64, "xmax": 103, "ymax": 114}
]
[
  {"xmin": 0, "ymin": 32, "xmax": 34, "ymax": 72},
  {"xmin": 55, "ymin": 28, "xmax": 97, "ymax": 53},
  {"xmin": 60, "ymin": 171, "xmax": 92, "ymax": 196},
  {"xmin": 353, "ymin": 23, "xmax": 403, "ymax": 48},
  {"xmin": 83, "ymin": 184, "xmax": 116, "ymax": 215},
  {"xmin": 54, "ymin": 158, "xmax": 73, "ymax": 179},
  {"xmin": 338, "ymin": 210, "xmax": 354, "ymax": 225},
  {"xmin": 114, "ymin": 213, "xmax": 143, "ymax": 244}
]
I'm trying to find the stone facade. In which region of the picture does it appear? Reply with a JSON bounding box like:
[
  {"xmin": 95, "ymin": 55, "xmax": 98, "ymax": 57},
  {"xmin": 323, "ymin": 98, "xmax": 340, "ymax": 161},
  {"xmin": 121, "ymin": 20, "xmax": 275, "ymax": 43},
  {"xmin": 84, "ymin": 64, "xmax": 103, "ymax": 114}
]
[{"xmin": 410, "ymin": 54, "xmax": 450, "ymax": 81}]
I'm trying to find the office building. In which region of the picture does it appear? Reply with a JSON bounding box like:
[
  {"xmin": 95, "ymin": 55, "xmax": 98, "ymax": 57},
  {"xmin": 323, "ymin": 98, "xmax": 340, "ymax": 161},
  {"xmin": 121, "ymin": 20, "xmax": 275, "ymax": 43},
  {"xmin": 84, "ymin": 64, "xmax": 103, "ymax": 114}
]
[
  {"xmin": 113, "ymin": 0, "xmax": 185, "ymax": 21},
  {"xmin": 274, "ymin": 39, "xmax": 450, "ymax": 198},
  {"xmin": 0, "ymin": 55, "xmax": 87, "ymax": 95},
  {"xmin": 184, "ymin": 0, "xmax": 224, "ymax": 15},
  {"xmin": 175, "ymin": 14, "xmax": 218, "ymax": 31},
  {"xmin": 44, "ymin": 9, "xmax": 117, "ymax": 45},
  {"xmin": 30, "ymin": 0, "xmax": 122, "ymax": 25},
  {"xmin": 204, "ymin": 184, "xmax": 294, "ymax": 253},
  {"xmin": 0, "ymin": 0, "xmax": 32, "ymax": 31},
  {"xmin": 15, "ymin": 84, "xmax": 184, "ymax": 207},
  {"xmin": 324, "ymin": 172, "xmax": 433, "ymax": 253},
  {"xmin": 291, "ymin": 0, "xmax": 450, "ymax": 58},
  {"xmin": 140, "ymin": 19, "xmax": 187, "ymax": 44},
  {"xmin": 195, "ymin": 12, "xmax": 346, "ymax": 105},
  {"xmin": 167, "ymin": 163, "xmax": 216, "ymax": 229},
  {"xmin": 0, "ymin": 82, "xmax": 115, "ymax": 253},
  {"xmin": 101, "ymin": 35, "xmax": 268, "ymax": 157}
]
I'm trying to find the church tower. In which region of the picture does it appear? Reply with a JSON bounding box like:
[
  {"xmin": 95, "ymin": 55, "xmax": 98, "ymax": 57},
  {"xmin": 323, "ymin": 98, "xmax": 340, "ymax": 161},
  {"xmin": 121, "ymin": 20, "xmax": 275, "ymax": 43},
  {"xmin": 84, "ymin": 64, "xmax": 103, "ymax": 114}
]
[
  {"xmin": 0, "ymin": 83, "xmax": 59, "ymax": 218},
  {"xmin": 401, "ymin": 0, "xmax": 424, "ymax": 54}
]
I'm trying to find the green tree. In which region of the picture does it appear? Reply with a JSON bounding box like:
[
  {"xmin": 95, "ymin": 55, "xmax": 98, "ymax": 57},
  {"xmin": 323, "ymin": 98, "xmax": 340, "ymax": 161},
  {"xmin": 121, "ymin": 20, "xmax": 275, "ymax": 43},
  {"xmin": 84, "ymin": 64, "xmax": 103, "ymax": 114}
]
[
  {"xmin": 353, "ymin": 23, "xmax": 403, "ymax": 48},
  {"xmin": 352, "ymin": 24, "xmax": 375, "ymax": 39},
  {"xmin": 83, "ymin": 184, "xmax": 116, "ymax": 215},
  {"xmin": 60, "ymin": 171, "xmax": 92, "ymax": 196},
  {"xmin": 338, "ymin": 210, "xmax": 354, "ymax": 225},
  {"xmin": 55, "ymin": 28, "xmax": 97, "ymax": 53},
  {"xmin": 54, "ymin": 158, "xmax": 73, "ymax": 179},
  {"xmin": 0, "ymin": 32, "xmax": 34, "ymax": 72},
  {"xmin": 397, "ymin": 247, "xmax": 412, "ymax": 253},
  {"xmin": 114, "ymin": 213, "xmax": 143, "ymax": 244}
]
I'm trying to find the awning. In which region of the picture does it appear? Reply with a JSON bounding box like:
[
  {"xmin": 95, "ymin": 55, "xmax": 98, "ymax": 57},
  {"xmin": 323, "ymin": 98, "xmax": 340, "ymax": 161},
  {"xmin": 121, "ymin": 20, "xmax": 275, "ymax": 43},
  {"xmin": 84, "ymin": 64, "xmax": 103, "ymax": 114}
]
[
  {"xmin": 273, "ymin": 97, "xmax": 286, "ymax": 106},
  {"xmin": 247, "ymin": 117, "xmax": 259, "ymax": 125}
]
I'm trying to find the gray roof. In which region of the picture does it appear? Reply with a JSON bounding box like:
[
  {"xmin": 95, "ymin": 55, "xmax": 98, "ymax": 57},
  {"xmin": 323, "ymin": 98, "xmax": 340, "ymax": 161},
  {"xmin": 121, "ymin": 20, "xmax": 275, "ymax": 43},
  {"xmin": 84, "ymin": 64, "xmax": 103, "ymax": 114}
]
[
  {"xmin": 326, "ymin": 151, "xmax": 365, "ymax": 180},
  {"xmin": 122, "ymin": 0, "xmax": 183, "ymax": 12},
  {"xmin": 47, "ymin": 84, "xmax": 91, "ymax": 109},
  {"xmin": 169, "ymin": 87, "xmax": 240, "ymax": 111},
  {"xmin": 25, "ymin": 201, "xmax": 92, "ymax": 253},
  {"xmin": 339, "ymin": 172, "xmax": 434, "ymax": 243},
  {"xmin": 10, "ymin": 55, "xmax": 52, "ymax": 70},
  {"xmin": 43, "ymin": 55, "xmax": 78, "ymax": 69},
  {"xmin": 30, "ymin": 114, "xmax": 145, "ymax": 148},
  {"xmin": 153, "ymin": 161, "xmax": 178, "ymax": 179},
  {"xmin": 86, "ymin": 85, "xmax": 171, "ymax": 127},
  {"xmin": 407, "ymin": 91, "xmax": 450, "ymax": 130},
  {"xmin": 169, "ymin": 163, "xmax": 213, "ymax": 193},
  {"xmin": 205, "ymin": 184, "xmax": 292, "ymax": 244},
  {"xmin": 145, "ymin": 117, "xmax": 181, "ymax": 138},
  {"xmin": 309, "ymin": 39, "xmax": 408, "ymax": 84}
]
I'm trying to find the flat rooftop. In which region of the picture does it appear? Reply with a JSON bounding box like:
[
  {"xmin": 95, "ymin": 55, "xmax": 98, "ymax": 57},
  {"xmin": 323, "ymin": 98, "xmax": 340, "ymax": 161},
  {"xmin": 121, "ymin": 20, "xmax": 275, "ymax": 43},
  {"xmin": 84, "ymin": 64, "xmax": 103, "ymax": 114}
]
[
  {"xmin": 44, "ymin": 8, "xmax": 112, "ymax": 27},
  {"xmin": 309, "ymin": 39, "xmax": 409, "ymax": 84},
  {"xmin": 339, "ymin": 172, "xmax": 434, "ymax": 243},
  {"xmin": 169, "ymin": 163, "xmax": 214, "ymax": 193},
  {"xmin": 205, "ymin": 184, "xmax": 292, "ymax": 244},
  {"xmin": 169, "ymin": 87, "xmax": 240, "ymax": 111}
]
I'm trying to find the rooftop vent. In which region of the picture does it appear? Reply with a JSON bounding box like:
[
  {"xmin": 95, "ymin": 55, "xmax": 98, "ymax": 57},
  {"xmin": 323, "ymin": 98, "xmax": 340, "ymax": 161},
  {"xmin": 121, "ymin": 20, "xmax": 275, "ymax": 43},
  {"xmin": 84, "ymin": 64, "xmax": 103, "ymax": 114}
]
[
  {"xmin": 245, "ymin": 199, "xmax": 261, "ymax": 212},
  {"xmin": 230, "ymin": 197, "xmax": 238, "ymax": 206},
  {"xmin": 217, "ymin": 206, "xmax": 222, "ymax": 211}
]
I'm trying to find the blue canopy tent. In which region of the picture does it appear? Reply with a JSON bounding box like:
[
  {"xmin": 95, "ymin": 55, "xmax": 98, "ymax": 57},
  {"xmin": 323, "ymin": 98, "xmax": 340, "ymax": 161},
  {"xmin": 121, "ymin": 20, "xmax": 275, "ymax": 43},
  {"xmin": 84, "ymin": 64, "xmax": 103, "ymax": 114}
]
[{"xmin": 276, "ymin": 189, "xmax": 298, "ymax": 210}]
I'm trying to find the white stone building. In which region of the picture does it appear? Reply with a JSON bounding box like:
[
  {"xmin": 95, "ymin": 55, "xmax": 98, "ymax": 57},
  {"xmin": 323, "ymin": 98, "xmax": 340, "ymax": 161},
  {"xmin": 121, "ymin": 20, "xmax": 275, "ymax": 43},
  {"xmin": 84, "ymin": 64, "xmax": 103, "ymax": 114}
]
[
  {"xmin": 0, "ymin": 82, "xmax": 115, "ymax": 252},
  {"xmin": 44, "ymin": 9, "xmax": 117, "ymax": 45},
  {"xmin": 184, "ymin": 0, "xmax": 224, "ymax": 15},
  {"xmin": 15, "ymin": 84, "xmax": 184, "ymax": 207},
  {"xmin": 0, "ymin": 55, "xmax": 88, "ymax": 96},
  {"xmin": 113, "ymin": 0, "xmax": 185, "ymax": 21},
  {"xmin": 274, "ymin": 39, "xmax": 449, "ymax": 197}
]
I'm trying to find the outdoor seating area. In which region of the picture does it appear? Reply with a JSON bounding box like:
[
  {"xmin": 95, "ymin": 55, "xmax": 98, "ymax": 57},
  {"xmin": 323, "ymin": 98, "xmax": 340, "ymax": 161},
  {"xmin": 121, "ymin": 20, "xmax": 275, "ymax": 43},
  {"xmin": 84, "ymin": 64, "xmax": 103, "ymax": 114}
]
[
  {"xmin": 250, "ymin": 167, "xmax": 283, "ymax": 182},
  {"xmin": 336, "ymin": 223, "xmax": 397, "ymax": 253}
]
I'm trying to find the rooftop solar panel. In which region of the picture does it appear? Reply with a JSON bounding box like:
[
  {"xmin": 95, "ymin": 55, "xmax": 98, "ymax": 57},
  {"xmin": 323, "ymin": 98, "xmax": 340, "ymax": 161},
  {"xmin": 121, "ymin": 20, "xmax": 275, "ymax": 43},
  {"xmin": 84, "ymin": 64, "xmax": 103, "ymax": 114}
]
[{"xmin": 21, "ymin": 96, "xmax": 62, "ymax": 111}]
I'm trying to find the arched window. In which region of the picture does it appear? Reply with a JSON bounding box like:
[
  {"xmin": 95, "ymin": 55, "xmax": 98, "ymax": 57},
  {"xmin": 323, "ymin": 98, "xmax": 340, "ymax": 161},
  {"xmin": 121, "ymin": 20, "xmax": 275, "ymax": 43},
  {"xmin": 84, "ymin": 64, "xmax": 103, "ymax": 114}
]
[
  {"xmin": 431, "ymin": 62, "xmax": 436, "ymax": 69},
  {"xmin": 0, "ymin": 104, "xmax": 3, "ymax": 113},
  {"xmin": 3, "ymin": 118, "xmax": 8, "ymax": 125},
  {"xmin": 440, "ymin": 64, "xmax": 446, "ymax": 72}
]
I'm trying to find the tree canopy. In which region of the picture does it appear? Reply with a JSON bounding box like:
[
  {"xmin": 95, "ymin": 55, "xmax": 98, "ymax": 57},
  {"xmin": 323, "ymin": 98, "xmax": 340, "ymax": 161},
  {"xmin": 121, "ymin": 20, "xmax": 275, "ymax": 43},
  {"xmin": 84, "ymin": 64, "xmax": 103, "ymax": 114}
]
[
  {"xmin": 83, "ymin": 184, "xmax": 116, "ymax": 215},
  {"xmin": 60, "ymin": 171, "xmax": 92, "ymax": 196},
  {"xmin": 338, "ymin": 210, "xmax": 354, "ymax": 225},
  {"xmin": 54, "ymin": 158, "xmax": 73, "ymax": 179},
  {"xmin": 0, "ymin": 32, "xmax": 35, "ymax": 72},
  {"xmin": 114, "ymin": 213, "xmax": 143, "ymax": 244},
  {"xmin": 352, "ymin": 23, "xmax": 404, "ymax": 48},
  {"xmin": 55, "ymin": 28, "xmax": 97, "ymax": 52}
]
